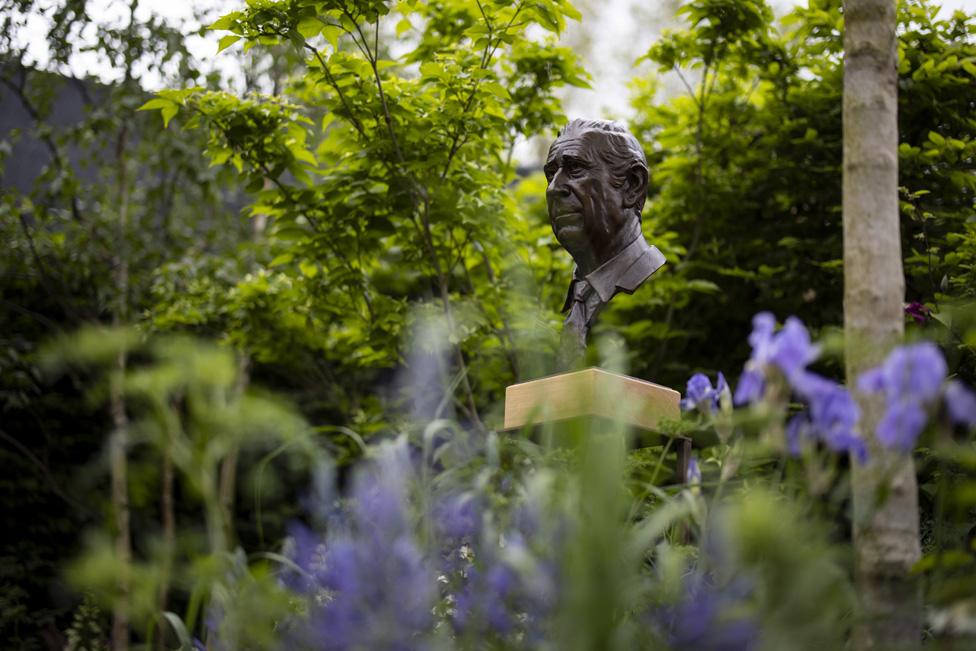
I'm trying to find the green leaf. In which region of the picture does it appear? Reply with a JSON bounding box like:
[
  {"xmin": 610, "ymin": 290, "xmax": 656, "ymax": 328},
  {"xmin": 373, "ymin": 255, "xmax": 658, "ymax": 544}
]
[
  {"xmin": 270, "ymin": 253, "xmax": 294, "ymax": 267},
  {"xmin": 558, "ymin": 0, "xmax": 582, "ymax": 22},
  {"xmin": 322, "ymin": 25, "xmax": 342, "ymax": 50},
  {"xmin": 161, "ymin": 612, "xmax": 194, "ymax": 650},
  {"xmin": 299, "ymin": 261, "xmax": 319, "ymax": 278},
  {"xmin": 208, "ymin": 11, "xmax": 241, "ymax": 31},
  {"xmin": 297, "ymin": 17, "xmax": 322, "ymax": 40},
  {"xmin": 928, "ymin": 131, "xmax": 946, "ymax": 147},
  {"xmin": 481, "ymin": 81, "xmax": 511, "ymax": 100},
  {"xmin": 217, "ymin": 34, "xmax": 241, "ymax": 53},
  {"xmin": 291, "ymin": 147, "xmax": 317, "ymax": 166},
  {"xmin": 137, "ymin": 98, "xmax": 172, "ymax": 111},
  {"xmin": 161, "ymin": 104, "xmax": 179, "ymax": 128}
]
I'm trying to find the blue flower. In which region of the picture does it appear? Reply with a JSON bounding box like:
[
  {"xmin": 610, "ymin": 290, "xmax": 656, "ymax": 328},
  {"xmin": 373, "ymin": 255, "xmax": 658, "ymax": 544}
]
[
  {"xmin": 349, "ymin": 442, "xmax": 414, "ymax": 539},
  {"xmin": 770, "ymin": 317, "xmax": 820, "ymax": 378},
  {"xmin": 945, "ymin": 380, "xmax": 976, "ymax": 429},
  {"xmin": 733, "ymin": 369, "xmax": 765, "ymax": 406},
  {"xmin": 735, "ymin": 313, "xmax": 820, "ymax": 405},
  {"xmin": 443, "ymin": 491, "xmax": 562, "ymax": 645},
  {"xmin": 655, "ymin": 573, "xmax": 758, "ymax": 651},
  {"xmin": 858, "ymin": 342, "xmax": 951, "ymax": 452},
  {"xmin": 688, "ymin": 456, "xmax": 702, "ymax": 484},
  {"xmin": 681, "ymin": 372, "xmax": 728, "ymax": 413},
  {"xmin": 857, "ymin": 342, "xmax": 946, "ymax": 406},
  {"xmin": 783, "ymin": 375, "xmax": 867, "ymax": 462},
  {"xmin": 283, "ymin": 522, "xmax": 327, "ymax": 591},
  {"xmin": 433, "ymin": 492, "xmax": 482, "ymax": 541},
  {"xmin": 805, "ymin": 378, "xmax": 866, "ymax": 462},
  {"xmin": 876, "ymin": 400, "xmax": 928, "ymax": 452},
  {"xmin": 785, "ymin": 415, "xmax": 806, "ymax": 456},
  {"xmin": 449, "ymin": 544, "xmax": 554, "ymax": 641},
  {"xmin": 905, "ymin": 301, "xmax": 932, "ymax": 325},
  {"xmin": 285, "ymin": 440, "xmax": 437, "ymax": 651}
]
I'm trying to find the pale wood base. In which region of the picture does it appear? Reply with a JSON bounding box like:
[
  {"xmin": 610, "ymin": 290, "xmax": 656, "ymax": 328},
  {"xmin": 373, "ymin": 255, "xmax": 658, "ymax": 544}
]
[
  {"xmin": 503, "ymin": 367, "xmax": 689, "ymax": 482},
  {"xmin": 503, "ymin": 367, "xmax": 680, "ymax": 431}
]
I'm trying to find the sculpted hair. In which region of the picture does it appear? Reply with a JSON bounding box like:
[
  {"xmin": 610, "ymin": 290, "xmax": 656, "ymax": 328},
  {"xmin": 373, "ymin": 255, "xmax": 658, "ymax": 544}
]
[{"xmin": 557, "ymin": 118, "xmax": 649, "ymax": 217}]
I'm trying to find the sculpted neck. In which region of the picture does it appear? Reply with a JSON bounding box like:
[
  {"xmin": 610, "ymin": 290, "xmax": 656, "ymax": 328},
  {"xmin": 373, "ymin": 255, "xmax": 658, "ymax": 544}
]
[{"xmin": 573, "ymin": 217, "xmax": 642, "ymax": 277}]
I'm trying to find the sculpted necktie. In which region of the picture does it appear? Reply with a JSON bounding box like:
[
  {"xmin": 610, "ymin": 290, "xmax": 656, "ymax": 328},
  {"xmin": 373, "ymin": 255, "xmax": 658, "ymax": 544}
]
[{"xmin": 564, "ymin": 277, "xmax": 595, "ymax": 342}]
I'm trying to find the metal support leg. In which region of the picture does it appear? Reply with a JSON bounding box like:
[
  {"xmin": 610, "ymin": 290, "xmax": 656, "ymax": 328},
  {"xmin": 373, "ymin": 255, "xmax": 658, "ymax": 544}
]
[{"xmin": 673, "ymin": 436, "xmax": 692, "ymax": 484}]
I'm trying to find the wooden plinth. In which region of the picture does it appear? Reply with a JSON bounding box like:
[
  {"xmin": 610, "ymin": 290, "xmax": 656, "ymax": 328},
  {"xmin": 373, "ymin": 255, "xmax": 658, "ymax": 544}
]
[
  {"xmin": 503, "ymin": 368, "xmax": 689, "ymax": 483},
  {"xmin": 503, "ymin": 367, "xmax": 680, "ymax": 432}
]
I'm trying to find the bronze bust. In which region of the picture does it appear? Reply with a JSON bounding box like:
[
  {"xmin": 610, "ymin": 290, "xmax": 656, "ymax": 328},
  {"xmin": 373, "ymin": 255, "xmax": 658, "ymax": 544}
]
[{"xmin": 544, "ymin": 119, "xmax": 666, "ymax": 360}]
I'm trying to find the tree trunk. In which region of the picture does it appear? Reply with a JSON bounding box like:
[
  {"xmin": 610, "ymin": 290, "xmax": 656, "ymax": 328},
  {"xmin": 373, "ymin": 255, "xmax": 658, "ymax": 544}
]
[
  {"xmin": 111, "ymin": 19, "xmax": 134, "ymax": 630},
  {"xmin": 842, "ymin": 1, "xmax": 921, "ymax": 649},
  {"xmin": 158, "ymin": 450, "xmax": 174, "ymax": 615},
  {"xmin": 218, "ymin": 354, "xmax": 249, "ymax": 549}
]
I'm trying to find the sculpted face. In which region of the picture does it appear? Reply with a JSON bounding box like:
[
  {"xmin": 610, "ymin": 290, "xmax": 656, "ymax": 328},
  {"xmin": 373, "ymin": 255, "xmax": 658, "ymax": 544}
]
[{"xmin": 544, "ymin": 130, "xmax": 634, "ymax": 271}]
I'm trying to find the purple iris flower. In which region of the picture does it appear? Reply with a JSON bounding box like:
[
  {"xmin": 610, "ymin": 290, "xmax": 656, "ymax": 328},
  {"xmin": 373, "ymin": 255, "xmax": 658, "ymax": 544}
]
[
  {"xmin": 735, "ymin": 313, "xmax": 820, "ymax": 406},
  {"xmin": 857, "ymin": 342, "xmax": 947, "ymax": 405},
  {"xmin": 785, "ymin": 415, "xmax": 807, "ymax": 456},
  {"xmin": 732, "ymin": 313, "xmax": 869, "ymax": 460},
  {"xmin": 945, "ymin": 380, "xmax": 976, "ymax": 428},
  {"xmin": 747, "ymin": 311, "xmax": 776, "ymax": 354},
  {"xmin": 858, "ymin": 342, "xmax": 954, "ymax": 452},
  {"xmin": 905, "ymin": 302, "xmax": 931, "ymax": 325},
  {"xmin": 688, "ymin": 456, "xmax": 702, "ymax": 484},
  {"xmin": 782, "ymin": 374, "xmax": 867, "ymax": 462},
  {"xmin": 681, "ymin": 372, "xmax": 728, "ymax": 413},
  {"xmin": 806, "ymin": 379, "xmax": 864, "ymax": 457},
  {"xmin": 875, "ymin": 400, "xmax": 928, "ymax": 452},
  {"xmin": 733, "ymin": 369, "xmax": 765, "ymax": 406},
  {"xmin": 770, "ymin": 317, "xmax": 821, "ymax": 378}
]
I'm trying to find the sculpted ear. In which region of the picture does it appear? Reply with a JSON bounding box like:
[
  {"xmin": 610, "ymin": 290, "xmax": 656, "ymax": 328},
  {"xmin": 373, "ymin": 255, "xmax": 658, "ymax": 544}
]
[{"xmin": 623, "ymin": 164, "xmax": 648, "ymax": 209}]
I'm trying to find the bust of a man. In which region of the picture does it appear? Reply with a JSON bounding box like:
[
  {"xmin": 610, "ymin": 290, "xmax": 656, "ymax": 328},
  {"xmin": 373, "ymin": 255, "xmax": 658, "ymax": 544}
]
[{"xmin": 544, "ymin": 119, "xmax": 666, "ymax": 358}]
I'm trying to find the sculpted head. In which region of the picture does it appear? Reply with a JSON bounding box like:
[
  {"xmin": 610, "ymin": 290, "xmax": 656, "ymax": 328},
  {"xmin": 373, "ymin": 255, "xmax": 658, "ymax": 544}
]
[{"xmin": 544, "ymin": 119, "xmax": 649, "ymax": 274}]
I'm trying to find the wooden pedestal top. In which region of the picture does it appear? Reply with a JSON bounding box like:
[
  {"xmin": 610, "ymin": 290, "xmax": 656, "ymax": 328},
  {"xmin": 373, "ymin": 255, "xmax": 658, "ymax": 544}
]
[{"xmin": 503, "ymin": 367, "xmax": 681, "ymax": 432}]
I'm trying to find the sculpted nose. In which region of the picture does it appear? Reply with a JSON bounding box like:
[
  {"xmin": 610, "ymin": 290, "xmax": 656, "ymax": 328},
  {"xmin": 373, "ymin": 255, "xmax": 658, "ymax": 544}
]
[{"xmin": 546, "ymin": 170, "xmax": 570, "ymax": 201}]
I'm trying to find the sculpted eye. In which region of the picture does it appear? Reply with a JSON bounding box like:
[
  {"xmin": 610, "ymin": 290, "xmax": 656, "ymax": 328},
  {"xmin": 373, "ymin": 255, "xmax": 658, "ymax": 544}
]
[{"xmin": 564, "ymin": 160, "xmax": 584, "ymax": 177}]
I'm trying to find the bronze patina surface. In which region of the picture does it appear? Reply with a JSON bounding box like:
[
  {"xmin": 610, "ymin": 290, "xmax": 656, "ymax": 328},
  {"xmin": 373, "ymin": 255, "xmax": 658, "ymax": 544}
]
[{"xmin": 544, "ymin": 119, "xmax": 666, "ymax": 360}]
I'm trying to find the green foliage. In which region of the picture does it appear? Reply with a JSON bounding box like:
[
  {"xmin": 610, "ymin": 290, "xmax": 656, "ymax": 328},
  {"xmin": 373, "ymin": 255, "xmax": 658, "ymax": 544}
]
[
  {"xmin": 63, "ymin": 593, "xmax": 108, "ymax": 651},
  {"xmin": 54, "ymin": 333, "xmax": 321, "ymax": 643},
  {"xmin": 617, "ymin": 0, "xmax": 976, "ymax": 387},
  {"xmin": 142, "ymin": 0, "xmax": 589, "ymax": 429},
  {"xmin": 0, "ymin": 3, "xmax": 251, "ymax": 644},
  {"xmin": 5, "ymin": 0, "xmax": 976, "ymax": 647}
]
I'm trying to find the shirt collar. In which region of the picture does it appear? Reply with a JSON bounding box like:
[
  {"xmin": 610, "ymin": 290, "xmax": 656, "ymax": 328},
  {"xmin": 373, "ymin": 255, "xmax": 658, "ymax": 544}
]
[{"xmin": 573, "ymin": 235, "xmax": 649, "ymax": 303}]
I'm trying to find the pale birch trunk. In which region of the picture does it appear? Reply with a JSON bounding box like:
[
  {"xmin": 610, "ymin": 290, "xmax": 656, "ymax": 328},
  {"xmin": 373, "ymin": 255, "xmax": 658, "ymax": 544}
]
[{"xmin": 843, "ymin": 1, "xmax": 921, "ymax": 648}]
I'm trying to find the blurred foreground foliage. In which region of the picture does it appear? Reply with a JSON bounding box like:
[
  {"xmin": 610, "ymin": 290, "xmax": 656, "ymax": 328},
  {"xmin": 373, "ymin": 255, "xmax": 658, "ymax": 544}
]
[
  {"xmin": 45, "ymin": 315, "xmax": 976, "ymax": 650},
  {"xmin": 1, "ymin": 0, "xmax": 976, "ymax": 648}
]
